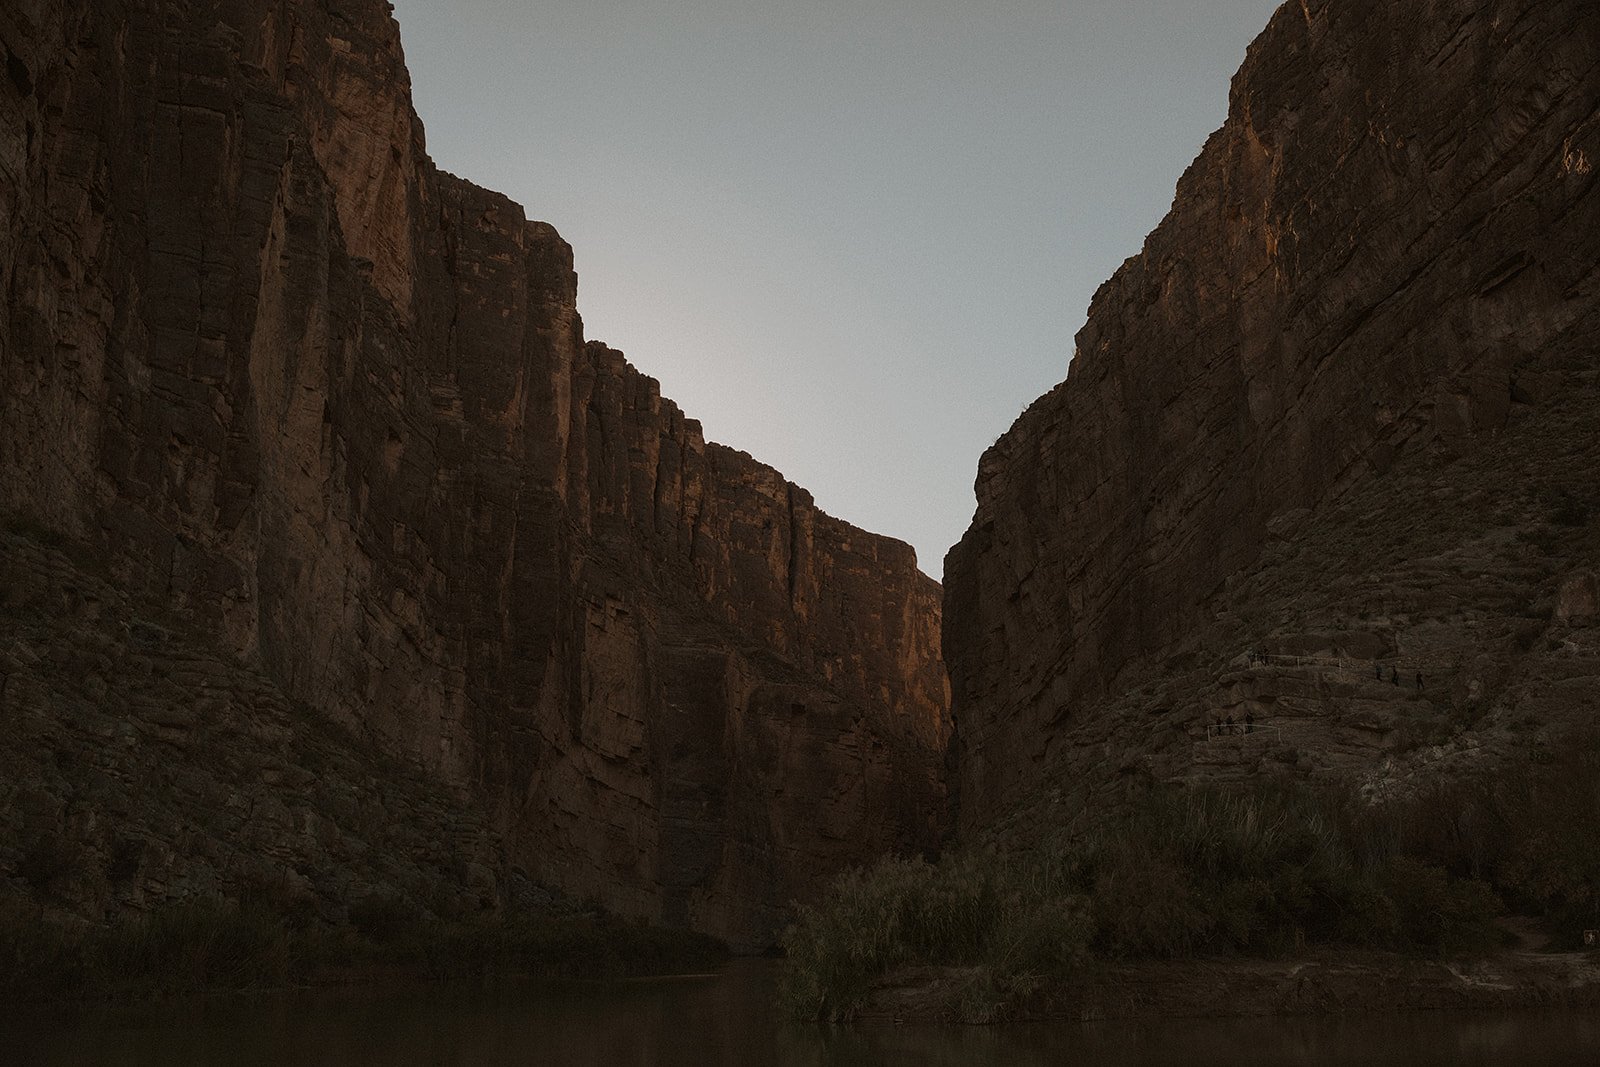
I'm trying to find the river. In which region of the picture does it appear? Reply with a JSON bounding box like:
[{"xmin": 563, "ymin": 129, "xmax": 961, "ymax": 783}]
[{"xmin": 5, "ymin": 959, "xmax": 1597, "ymax": 1065}]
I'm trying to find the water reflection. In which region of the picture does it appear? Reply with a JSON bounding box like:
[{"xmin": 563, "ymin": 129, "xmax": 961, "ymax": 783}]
[{"xmin": 4, "ymin": 960, "xmax": 1597, "ymax": 1066}]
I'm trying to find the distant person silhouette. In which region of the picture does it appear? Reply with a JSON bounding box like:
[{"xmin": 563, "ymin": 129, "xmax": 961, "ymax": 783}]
[
  {"xmin": 1391, "ymin": 667, "xmax": 1400, "ymax": 685},
  {"xmin": 1416, "ymin": 671, "xmax": 1424, "ymax": 689}
]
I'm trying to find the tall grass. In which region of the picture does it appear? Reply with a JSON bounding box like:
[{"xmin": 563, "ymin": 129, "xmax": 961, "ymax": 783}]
[
  {"xmin": 779, "ymin": 853, "xmax": 1094, "ymax": 1021},
  {"xmin": 780, "ymin": 781, "xmax": 1509, "ymax": 1020}
]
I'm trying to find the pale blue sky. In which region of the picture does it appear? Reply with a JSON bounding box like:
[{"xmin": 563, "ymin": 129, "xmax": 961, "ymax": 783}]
[{"xmin": 388, "ymin": 0, "xmax": 1284, "ymax": 578}]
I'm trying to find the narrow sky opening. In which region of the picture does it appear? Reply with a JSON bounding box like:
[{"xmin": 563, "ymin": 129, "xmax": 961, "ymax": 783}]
[{"xmin": 388, "ymin": 0, "xmax": 1285, "ymax": 578}]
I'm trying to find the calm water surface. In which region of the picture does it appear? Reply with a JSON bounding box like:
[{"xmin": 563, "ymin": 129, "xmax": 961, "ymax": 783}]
[{"xmin": 5, "ymin": 959, "xmax": 1598, "ymax": 1066}]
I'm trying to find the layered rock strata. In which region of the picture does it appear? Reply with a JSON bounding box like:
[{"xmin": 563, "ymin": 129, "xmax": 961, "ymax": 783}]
[
  {"xmin": 0, "ymin": 0, "xmax": 948, "ymax": 948},
  {"xmin": 0, "ymin": 526, "xmax": 519, "ymax": 923},
  {"xmin": 945, "ymin": 0, "xmax": 1600, "ymax": 844}
]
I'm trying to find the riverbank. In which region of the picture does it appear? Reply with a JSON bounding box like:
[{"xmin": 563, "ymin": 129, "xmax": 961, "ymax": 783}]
[
  {"xmin": 0, "ymin": 897, "xmax": 728, "ymax": 1008},
  {"xmin": 12, "ymin": 956, "xmax": 1600, "ymax": 1067},
  {"xmin": 859, "ymin": 948, "xmax": 1600, "ymax": 1024}
]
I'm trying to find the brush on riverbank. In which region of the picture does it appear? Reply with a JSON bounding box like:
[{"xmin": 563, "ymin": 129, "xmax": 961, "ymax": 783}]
[
  {"xmin": 0, "ymin": 896, "xmax": 728, "ymax": 1006},
  {"xmin": 781, "ymin": 745, "xmax": 1600, "ymax": 1023}
]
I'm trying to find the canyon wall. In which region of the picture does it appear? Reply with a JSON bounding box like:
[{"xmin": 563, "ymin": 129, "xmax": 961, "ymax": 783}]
[
  {"xmin": 946, "ymin": 0, "xmax": 1600, "ymax": 843},
  {"xmin": 0, "ymin": 0, "xmax": 947, "ymax": 948}
]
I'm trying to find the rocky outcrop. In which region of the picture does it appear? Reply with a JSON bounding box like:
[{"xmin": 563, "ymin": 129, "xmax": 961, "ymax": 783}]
[
  {"xmin": 0, "ymin": 0, "xmax": 947, "ymax": 948},
  {"xmin": 945, "ymin": 0, "xmax": 1600, "ymax": 844},
  {"xmin": 0, "ymin": 526, "xmax": 521, "ymax": 923}
]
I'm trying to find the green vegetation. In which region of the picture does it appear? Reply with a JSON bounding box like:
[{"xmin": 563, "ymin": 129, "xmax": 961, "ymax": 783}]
[
  {"xmin": 1395, "ymin": 731, "xmax": 1600, "ymax": 949},
  {"xmin": 780, "ymin": 852, "xmax": 1094, "ymax": 1022},
  {"xmin": 0, "ymin": 895, "xmax": 727, "ymax": 1006},
  {"xmin": 780, "ymin": 781, "xmax": 1522, "ymax": 1021}
]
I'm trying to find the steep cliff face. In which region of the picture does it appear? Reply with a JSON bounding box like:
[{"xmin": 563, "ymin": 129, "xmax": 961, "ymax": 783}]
[
  {"xmin": 0, "ymin": 0, "xmax": 947, "ymax": 948},
  {"xmin": 946, "ymin": 0, "xmax": 1599, "ymax": 843}
]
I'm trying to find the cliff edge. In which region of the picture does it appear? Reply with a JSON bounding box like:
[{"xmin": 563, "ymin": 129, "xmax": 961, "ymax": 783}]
[
  {"xmin": 945, "ymin": 0, "xmax": 1600, "ymax": 843},
  {"xmin": 0, "ymin": 0, "xmax": 948, "ymax": 949}
]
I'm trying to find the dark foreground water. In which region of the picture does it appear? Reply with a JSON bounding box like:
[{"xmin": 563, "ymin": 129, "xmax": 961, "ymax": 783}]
[{"xmin": 5, "ymin": 960, "xmax": 1598, "ymax": 1066}]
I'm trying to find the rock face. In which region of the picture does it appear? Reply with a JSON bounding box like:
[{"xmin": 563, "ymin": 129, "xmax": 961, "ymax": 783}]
[
  {"xmin": 0, "ymin": 528, "xmax": 520, "ymax": 925},
  {"xmin": 945, "ymin": 0, "xmax": 1600, "ymax": 845},
  {"xmin": 0, "ymin": 0, "xmax": 948, "ymax": 948}
]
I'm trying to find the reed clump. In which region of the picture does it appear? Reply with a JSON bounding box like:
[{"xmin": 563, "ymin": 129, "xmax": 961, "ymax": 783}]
[
  {"xmin": 779, "ymin": 851, "xmax": 1094, "ymax": 1022},
  {"xmin": 780, "ymin": 781, "xmax": 1508, "ymax": 1021}
]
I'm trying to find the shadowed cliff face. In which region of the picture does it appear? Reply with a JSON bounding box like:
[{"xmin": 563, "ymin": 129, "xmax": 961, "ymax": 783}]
[
  {"xmin": 945, "ymin": 0, "xmax": 1600, "ymax": 844},
  {"xmin": 0, "ymin": 0, "xmax": 948, "ymax": 948}
]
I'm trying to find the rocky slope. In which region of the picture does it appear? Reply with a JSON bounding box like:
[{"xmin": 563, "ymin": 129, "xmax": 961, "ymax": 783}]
[
  {"xmin": 0, "ymin": 0, "xmax": 947, "ymax": 948},
  {"xmin": 0, "ymin": 525, "xmax": 519, "ymax": 924},
  {"xmin": 945, "ymin": 0, "xmax": 1600, "ymax": 844}
]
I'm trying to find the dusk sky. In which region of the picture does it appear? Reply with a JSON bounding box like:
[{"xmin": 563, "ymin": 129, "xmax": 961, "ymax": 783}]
[{"xmin": 388, "ymin": 0, "xmax": 1285, "ymax": 578}]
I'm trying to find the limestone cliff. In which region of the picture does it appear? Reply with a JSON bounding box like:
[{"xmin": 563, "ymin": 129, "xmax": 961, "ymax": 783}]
[
  {"xmin": 0, "ymin": 0, "xmax": 948, "ymax": 948},
  {"xmin": 945, "ymin": 0, "xmax": 1600, "ymax": 844}
]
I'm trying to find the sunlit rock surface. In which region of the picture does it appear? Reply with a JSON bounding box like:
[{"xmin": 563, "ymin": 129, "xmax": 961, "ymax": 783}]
[
  {"xmin": 944, "ymin": 0, "xmax": 1600, "ymax": 845},
  {"xmin": 0, "ymin": 0, "xmax": 948, "ymax": 948}
]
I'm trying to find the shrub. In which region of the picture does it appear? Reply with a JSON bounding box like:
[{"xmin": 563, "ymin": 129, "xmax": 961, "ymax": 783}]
[
  {"xmin": 781, "ymin": 780, "xmax": 1523, "ymax": 1019},
  {"xmin": 98, "ymin": 899, "xmax": 293, "ymax": 994},
  {"xmin": 1090, "ymin": 844, "xmax": 1208, "ymax": 957},
  {"xmin": 1360, "ymin": 728, "xmax": 1600, "ymax": 947},
  {"xmin": 0, "ymin": 899, "xmax": 90, "ymax": 1003},
  {"xmin": 779, "ymin": 856, "xmax": 937, "ymax": 1020},
  {"xmin": 779, "ymin": 853, "xmax": 1094, "ymax": 1021},
  {"xmin": 1494, "ymin": 744, "xmax": 1600, "ymax": 945},
  {"xmin": 1078, "ymin": 786, "xmax": 1406, "ymax": 958},
  {"xmin": 1381, "ymin": 857, "xmax": 1502, "ymax": 955}
]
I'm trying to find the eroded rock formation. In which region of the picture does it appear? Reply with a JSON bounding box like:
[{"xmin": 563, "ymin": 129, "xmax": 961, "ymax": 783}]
[
  {"xmin": 0, "ymin": 0, "xmax": 948, "ymax": 948},
  {"xmin": 945, "ymin": 0, "xmax": 1600, "ymax": 844}
]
